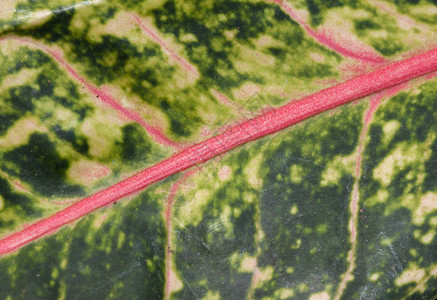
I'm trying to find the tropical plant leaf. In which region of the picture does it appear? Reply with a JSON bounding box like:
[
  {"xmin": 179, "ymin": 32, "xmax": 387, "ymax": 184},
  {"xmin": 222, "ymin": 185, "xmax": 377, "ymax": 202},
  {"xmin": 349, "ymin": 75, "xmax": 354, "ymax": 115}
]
[{"xmin": 0, "ymin": 0, "xmax": 436, "ymax": 299}]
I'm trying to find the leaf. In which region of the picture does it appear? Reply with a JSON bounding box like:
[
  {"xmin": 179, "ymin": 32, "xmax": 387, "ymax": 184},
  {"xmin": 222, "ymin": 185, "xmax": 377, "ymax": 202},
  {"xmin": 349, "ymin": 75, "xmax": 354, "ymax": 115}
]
[{"xmin": 0, "ymin": 0, "xmax": 436, "ymax": 299}]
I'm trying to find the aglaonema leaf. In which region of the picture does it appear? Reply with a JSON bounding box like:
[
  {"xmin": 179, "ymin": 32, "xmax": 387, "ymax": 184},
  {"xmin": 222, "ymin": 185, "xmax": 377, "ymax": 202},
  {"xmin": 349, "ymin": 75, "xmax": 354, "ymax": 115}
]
[{"xmin": 0, "ymin": 0, "xmax": 436, "ymax": 299}]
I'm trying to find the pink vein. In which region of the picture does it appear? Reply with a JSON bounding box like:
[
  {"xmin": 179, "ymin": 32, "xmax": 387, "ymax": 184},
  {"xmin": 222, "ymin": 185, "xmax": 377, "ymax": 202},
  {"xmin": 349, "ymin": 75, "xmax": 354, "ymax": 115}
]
[
  {"xmin": 0, "ymin": 48, "xmax": 436, "ymax": 256},
  {"xmin": 164, "ymin": 168, "xmax": 199, "ymax": 300},
  {"xmin": 0, "ymin": 36, "xmax": 182, "ymax": 149},
  {"xmin": 272, "ymin": 0, "xmax": 387, "ymax": 64},
  {"xmin": 211, "ymin": 89, "xmax": 251, "ymax": 115},
  {"xmin": 131, "ymin": 14, "xmax": 248, "ymax": 113},
  {"xmin": 335, "ymin": 81, "xmax": 417, "ymax": 299},
  {"xmin": 334, "ymin": 92, "xmax": 383, "ymax": 300},
  {"xmin": 130, "ymin": 13, "xmax": 199, "ymax": 77},
  {"xmin": 368, "ymin": 0, "xmax": 430, "ymax": 31}
]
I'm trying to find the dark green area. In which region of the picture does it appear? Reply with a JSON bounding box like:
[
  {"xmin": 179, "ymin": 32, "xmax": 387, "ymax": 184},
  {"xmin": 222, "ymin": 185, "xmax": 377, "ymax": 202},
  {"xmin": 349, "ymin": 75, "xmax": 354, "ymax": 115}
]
[
  {"xmin": 0, "ymin": 113, "xmax": 20, "ymax": 136},
  {"xmin": 0, "ymin": 48, "xmax": 51, "ymax": 78},
  {"xmin": 0, "ymin": 188, "xmax": 166, "ymax": 299},
  {"xmin": 0, "ymin": 176, "xmax": 41, "ymax": 228},
  {"xmin": 255, "ymin": 103, "xmax": 362, "ymax": 299},
  {"xmin": 117, "ymin": 123, "xmax": 152, "ymax": 163},
  {"xmin": 173, "ymin": 147, "xmax": 258, "ymax": 299},
  {"xmin": 0, "ymin": 48, "xmax": 93, "ymax": 135},
  {"xmin": 360, "ymin": 82, "xmax": 437, "ymax": 201},
  {"xmin": 342, "ymin": 82, "xmax": 437, "ymax": 299},
  {"xmin": 16, "ymin": 7, "xmax": 204, "ymax": 137},
  {"xmin": 52, "ymin": 125, "xmax": 89, "ymax": 155},
  {"xmin": 153, "ymin": 0, "xmax": 308, "ymax": 91},
  {"xmin": 2, "ymin": 133, "xmax": 83, "ymax": 197},
  {"xmin": 354, "ymin": 19, "xmax": 381, "ymax": 32},
  {"xmin": 5, "ymin": 0, "xmax": 340, "ymax": 138},
  {"xmin": 371, "ymin": 38, "xmax": 404, "ymax": 56},
  {"xmin": 173, "ymin": 205, "xmax": 255, "ymax": 299},
  {"xmin": 342, "ymin": 201, "xmax": 437, "ymax": 299}
]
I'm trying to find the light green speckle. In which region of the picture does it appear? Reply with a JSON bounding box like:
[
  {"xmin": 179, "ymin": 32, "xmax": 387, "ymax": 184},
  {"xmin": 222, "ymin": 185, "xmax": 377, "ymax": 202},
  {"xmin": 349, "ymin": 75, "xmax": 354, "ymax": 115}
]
[
  {"xmin": 297, "ymin": 283, "xmax": 309, "ymax": 293},
  {"xmin": 316, "ymin": 223, "xmax": 328, "ymax": 234},
  {"xmin": 245, "ymin": 154, "xmax": 263, "ymax": 188},
  {"xmin": 381, "ymin": 237, "xmax": 394, "ymax": 246},
  {"xmin": 289, "ymin": 164, "xmax": 304, "ymax": 184},
  {"xmin": 202, "ymin": 291, "xmax": 220, "ymax": 300},
  {"xmin": 420, "ymin": 229, "xmax": 435, "ymax": 245},
  {"xmin": 291, "ymin": 239, "xmax": 301, "ymax": 249},
  {"xmin": 52, "ymin": 268, "xmax": 59, "ymax": 279},
  {"xmin": 117, "ymin": 232, "xmax": 125, "ymax": 249},
  {"xmin": 370, "ymin": 273, "xmax": 380, "ymax": 281},
  {"xmin": 290, "ymin": 204, "xmax": 298, "ymax": 215}
]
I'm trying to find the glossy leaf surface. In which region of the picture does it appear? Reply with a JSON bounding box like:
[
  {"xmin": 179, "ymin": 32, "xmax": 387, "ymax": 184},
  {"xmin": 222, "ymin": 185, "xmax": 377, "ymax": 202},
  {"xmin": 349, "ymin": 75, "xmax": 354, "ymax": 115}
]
[{"xmin": 0, "ymin": 0, "xmax": 436, "ymax": 299}]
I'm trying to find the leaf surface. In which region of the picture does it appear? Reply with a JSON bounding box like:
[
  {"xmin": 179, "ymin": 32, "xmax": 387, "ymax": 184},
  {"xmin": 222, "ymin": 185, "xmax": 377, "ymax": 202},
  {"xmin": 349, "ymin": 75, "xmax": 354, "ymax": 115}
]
[{"xmin": 0, "ymin": 0, "xmax": 436, "ymax": 299}]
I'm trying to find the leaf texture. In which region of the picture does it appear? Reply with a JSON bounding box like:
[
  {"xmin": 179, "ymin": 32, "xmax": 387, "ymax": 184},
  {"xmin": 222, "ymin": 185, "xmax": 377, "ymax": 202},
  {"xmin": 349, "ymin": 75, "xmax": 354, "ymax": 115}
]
[{"xmin": 0, "ymin": 0, "xmax": 436, "ymax": 299}]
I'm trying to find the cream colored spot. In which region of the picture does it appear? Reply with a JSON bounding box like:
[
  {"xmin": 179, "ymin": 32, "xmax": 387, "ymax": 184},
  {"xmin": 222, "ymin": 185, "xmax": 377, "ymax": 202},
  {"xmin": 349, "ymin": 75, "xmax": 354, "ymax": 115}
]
[
  {"xmin": 382, "ymin": 120, "xmax": 400, "ymax": 144},
  {"xmin": 179, "ymin": 189, "xmax": 210, "ymax": 226},
  {"xmin": 16, "ymin": 9, "xmax": 53, "ymax": 29},
  {"xmin": 0, "ymin": 117, "xmax": 45, "ymax": 149},
  {"xmin": 233, "ymin": 82, "xmax": 260, "ymax": 100},
  {"xmin": 0, "ymin": 195, "xmax": 4, "ymax": 211},
  {"xmin": 240, "ymin": 256, "xmax": 257, "ymax": 273},
  {"xmin": 0, "ymin": 68, "xmax": 37, "ymax": 91},
  {"xmin": 179, "ymin": 33, "xmax": 198, "ymax": 43},
  {"xmin": 414, "ymin": 192, "xmax": 437, "ymax": 225},
  {"xmin": 373, "ymin": 143, "xmax": 419, "ymax": 187},
  {"xmin": 68, "ymin": 160, "xmax": 111, "ymax": 186},
  {"xmin": 218, "ymin": 165, "xmax": 232, "ymax": 182},
  {"xmin": 243, "ymin": 192, "xmax": 255, "ymax": 203},
  {"xmin": 0, "ymin": 0, "xmax": 17, "ymax": 20},
  {"xmin": 370, "ymin": 273, "xmax": 380, "ymax": 282},
  {"xmin": 420, "ymin": 230, "xmax": 435, "ymax": 245},
  {"xmin": 320, "ymin": 167, "xmax": 341, "ymax": 186},
  {"xmin": 81, "ymin": 116, "xmax": 122, "ymax": 158},
  {"xmin": 89, "ymin": 11, "xmax": 137, "ymax": 41},
  {"xmin": 278, "ymin": 288, "xmax": 295, "ymax": 299},
  {"xmin": 395, "ymin": 264, "xmax": 425, "ymax": 286},
  {"xmin": 253, "ymin": 35, "xmax": 277, "ymax": 48},
  {"xmin": 256, "ymin": 266, "xmax": 274, "ymax": 282},
  {"xmin": 309, "ymin": 291, "xmax": 330, "ymax": 300},
  {"xmin": 309, "ymin": 52, "xmax": 326, "ymax": 63},
  {"xmin": 245, "ymin": 154, "xmax": 263, "ymax": 188}
]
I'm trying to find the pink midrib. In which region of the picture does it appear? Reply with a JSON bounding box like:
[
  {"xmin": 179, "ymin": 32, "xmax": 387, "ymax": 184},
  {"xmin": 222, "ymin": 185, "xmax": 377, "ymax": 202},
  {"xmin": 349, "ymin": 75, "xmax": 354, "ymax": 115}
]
[{"xmin": 0, "ymin": 48, "xmax": 436, "ymax": 256}]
